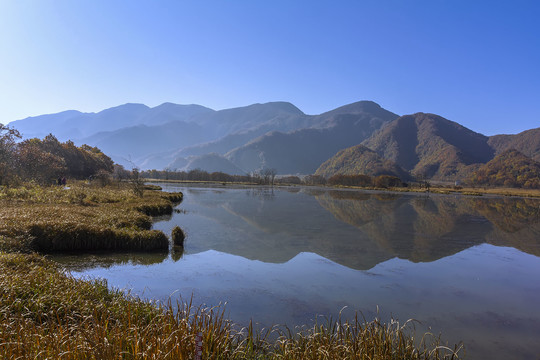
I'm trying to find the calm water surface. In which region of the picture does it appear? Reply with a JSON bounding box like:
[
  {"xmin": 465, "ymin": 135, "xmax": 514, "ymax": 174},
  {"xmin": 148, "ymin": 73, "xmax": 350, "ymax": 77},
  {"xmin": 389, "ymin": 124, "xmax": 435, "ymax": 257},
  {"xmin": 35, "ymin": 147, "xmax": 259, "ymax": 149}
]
[{"xmin": 53, "ymin": 184, "xmax": 540, "ymax": 359}]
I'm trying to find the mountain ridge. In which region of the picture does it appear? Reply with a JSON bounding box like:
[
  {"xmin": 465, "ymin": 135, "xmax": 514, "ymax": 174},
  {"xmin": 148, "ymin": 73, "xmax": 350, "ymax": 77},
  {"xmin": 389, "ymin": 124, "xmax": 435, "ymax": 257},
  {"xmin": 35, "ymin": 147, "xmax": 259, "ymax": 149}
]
[
  {"xmin": 7, "ymin": 101, "xmax": 539, "ymax": 179},
  {"xmin": 361, "ymin": 113, "xmax": 494, "ymax": 180}
]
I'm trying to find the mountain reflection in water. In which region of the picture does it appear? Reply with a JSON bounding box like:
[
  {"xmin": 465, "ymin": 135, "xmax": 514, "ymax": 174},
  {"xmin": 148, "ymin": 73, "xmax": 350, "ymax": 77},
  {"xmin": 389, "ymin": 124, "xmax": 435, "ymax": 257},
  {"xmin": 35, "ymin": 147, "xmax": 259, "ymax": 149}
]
[
  {"xmin": 54, "ymin": 185, "xmax": 540, "ymax": 360},
  {"xmin": 150, "ymin": 186, "xmax": 540, "ymax": 270},
  {"xmin": 316, "ymin": 190, "xmax": 540, "ymax": 264}
]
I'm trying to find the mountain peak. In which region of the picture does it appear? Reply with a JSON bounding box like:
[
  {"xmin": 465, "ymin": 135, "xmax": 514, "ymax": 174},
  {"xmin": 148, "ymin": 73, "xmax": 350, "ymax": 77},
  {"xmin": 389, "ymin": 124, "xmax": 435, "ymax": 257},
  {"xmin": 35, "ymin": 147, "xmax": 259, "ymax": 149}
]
[
  {"xmin": 152, "ymin": 102, "xmax": 215, "ymax": 112},
  {"xmin": 363, "ymin": 112, "xmax": 494, "ymax": 179},
  {"xmin": 317, "ymin": 101, "xmax": 398, "ymax": 123},
  {"xmin": 323, "ymin": 100, "xmax": 382, "ymax": 114},
  {"xmin": 248, "ymin": 101, "xmax": 305, "ymax": 115},
  {"xmin": 97, "ymin": 103, "xmax": 150, "ymax": 115}
]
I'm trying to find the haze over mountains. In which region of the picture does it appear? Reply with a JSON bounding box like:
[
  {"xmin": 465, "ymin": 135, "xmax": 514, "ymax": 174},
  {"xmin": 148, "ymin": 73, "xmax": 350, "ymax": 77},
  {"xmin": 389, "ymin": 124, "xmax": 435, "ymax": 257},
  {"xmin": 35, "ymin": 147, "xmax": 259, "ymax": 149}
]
[
  {"xmin": 9, "ymin": 100, "xmax": 539, "ymax": 181},
  {"xmin": 11, "ymin": 103, "xmax": 213, "ymax": 141}
]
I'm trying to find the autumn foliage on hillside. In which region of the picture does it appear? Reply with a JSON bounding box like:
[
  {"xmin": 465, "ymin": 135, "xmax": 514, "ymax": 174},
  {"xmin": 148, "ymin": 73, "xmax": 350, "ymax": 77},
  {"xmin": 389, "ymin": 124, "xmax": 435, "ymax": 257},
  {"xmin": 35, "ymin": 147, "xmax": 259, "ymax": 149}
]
[
  {"xmin": 488, "ymin": 127, "xmax": 540, "ymax": 162},
  {"xmin": 361, "ymin": 113, "xmax": 494, "ymax": 180},
  {"xmin": 1, "ymin": 125, "xmax": 114, "ymax": 185},
  {"xmin": 315, "ymin": 144, "xmax": 410, "ymax": 180},
  {"xmin": 469, "ymin": 149, "xmax": 540, "ymax": 189}
]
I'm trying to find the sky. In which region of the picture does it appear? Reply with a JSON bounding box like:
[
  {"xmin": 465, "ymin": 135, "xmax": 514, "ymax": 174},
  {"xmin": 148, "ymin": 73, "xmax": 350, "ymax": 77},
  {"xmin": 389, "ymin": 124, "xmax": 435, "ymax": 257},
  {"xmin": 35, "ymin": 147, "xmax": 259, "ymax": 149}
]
[{"xmin": 0, "ymin": 0, "xmax": 539, "ymax": 135}]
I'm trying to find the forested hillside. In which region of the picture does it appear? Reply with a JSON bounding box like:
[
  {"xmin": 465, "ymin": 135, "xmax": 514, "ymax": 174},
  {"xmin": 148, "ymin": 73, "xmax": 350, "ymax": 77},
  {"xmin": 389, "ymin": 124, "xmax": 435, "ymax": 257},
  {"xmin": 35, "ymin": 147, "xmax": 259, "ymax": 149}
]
[
  {"xmin": 315, "ymin": 144, "xmax": 410, "ymax": 180},
  {"xmin": 361, "ymin": 113, "xmax": 494, "ymax": 180},
  {"xmin": 468, "ymin": 149, "xmax": 540, "ymax": 188},
  {"xmin": 488, "ymin": 128, "xmax": 540, "ymax": 162}
]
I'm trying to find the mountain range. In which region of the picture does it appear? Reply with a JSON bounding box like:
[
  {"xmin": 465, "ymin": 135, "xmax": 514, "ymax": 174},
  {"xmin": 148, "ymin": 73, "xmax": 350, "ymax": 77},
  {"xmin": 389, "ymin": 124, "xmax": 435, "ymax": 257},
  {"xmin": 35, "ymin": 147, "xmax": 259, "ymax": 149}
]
[{"xmin": 8, "ymin": 100, "xmax": 539, "ymax": 182}]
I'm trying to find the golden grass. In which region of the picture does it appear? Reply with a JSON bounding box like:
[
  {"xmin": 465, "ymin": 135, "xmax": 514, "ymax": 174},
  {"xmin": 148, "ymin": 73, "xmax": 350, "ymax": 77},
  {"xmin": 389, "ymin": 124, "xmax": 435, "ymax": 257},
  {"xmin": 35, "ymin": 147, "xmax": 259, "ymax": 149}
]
[
  {"xmin": 0, "ymin": 253, "xmax": 462, "ymax": 359},
  {"xmin": 0, "ymin": 183, "xmax": 183, "ymax": 252}
]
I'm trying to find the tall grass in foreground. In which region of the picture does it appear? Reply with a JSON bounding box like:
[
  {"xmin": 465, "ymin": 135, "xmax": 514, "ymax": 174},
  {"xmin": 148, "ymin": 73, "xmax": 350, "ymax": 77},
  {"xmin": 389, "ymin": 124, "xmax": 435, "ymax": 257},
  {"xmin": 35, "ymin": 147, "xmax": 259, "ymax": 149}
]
[{"xmin": 0, "ymin": 253, "xmax": 462, "ymax": 359}]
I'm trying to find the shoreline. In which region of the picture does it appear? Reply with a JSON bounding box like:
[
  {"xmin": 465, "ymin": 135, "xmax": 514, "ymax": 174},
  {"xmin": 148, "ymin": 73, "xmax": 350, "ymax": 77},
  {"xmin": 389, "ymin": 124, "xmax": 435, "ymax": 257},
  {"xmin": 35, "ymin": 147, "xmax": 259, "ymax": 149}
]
[{"xmin": 144, "ymin": 178, "xmax": 540, "ymax": 199}]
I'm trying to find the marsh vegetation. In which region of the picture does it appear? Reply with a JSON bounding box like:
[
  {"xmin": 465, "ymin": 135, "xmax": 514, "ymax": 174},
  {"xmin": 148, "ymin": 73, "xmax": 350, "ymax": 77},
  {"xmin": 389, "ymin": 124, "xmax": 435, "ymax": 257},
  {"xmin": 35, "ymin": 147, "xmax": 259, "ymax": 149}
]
[{"xmin": 0, "ymin": 182, "xmax": 182, "ymax": 252}]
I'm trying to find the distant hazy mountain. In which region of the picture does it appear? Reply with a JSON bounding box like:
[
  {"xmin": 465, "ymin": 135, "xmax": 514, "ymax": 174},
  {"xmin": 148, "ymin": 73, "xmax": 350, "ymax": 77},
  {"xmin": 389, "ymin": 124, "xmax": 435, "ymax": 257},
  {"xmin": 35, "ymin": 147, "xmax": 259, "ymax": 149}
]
[
  {"xmin": 361, "ymin": 113, "xmax": 494, "ymax": 180},
  {"xmin": 11, "ymin": 101, "xmax": 310, "ymax": 170},
  {"xmin": 488, "ymin": 127, "xmax": 540, "ymax": 162},
  {"xmin": 8, "ymin": 110, "xmax": 90, "ymax": 140},
  {"xmin": 138, "ymin": 152, "xmax": 180, "ymax": 171},
  {"xmin": 78, "ymin": 121, "xmax": 207, "ymax": 167},
  {"xmin": 174, "ymin": 126, "xmax": 278, "ymax": 158},
  {"xmin": 166, "ymin": 156, "xmax": 189, "ymax": 170},
  {"xmin": 139, "ymin": 102, "xmax": 312, "ymax": 169},
  {"xmin": 315, "ymin": 144, "xmax": 410, "ymax": 180},
  {"xmin": 10, "ymin": 103, "xmax": 213, "ymax": 141},
  {"xmin": 185, "ymin": 101, "xmax": 308, "ymax": 138},
  {"xmin": 226, "ymin": 101, "xmax": 398, "ymax": 174},
  {"xmin": 182, "ymin": 153, "xmax": 246, "ymax": 175}
]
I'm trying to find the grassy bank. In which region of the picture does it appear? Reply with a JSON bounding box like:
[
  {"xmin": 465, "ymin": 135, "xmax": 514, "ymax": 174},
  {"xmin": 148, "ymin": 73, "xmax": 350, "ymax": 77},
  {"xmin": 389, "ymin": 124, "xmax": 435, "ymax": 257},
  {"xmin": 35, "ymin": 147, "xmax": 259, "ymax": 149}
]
[
  {"xmin": 0, "ymin": 183, "xmax": 183, "ymax": 252},
  {"xmin": 0, "ymin": 253, "xmax": 462, "ymax": 359}
]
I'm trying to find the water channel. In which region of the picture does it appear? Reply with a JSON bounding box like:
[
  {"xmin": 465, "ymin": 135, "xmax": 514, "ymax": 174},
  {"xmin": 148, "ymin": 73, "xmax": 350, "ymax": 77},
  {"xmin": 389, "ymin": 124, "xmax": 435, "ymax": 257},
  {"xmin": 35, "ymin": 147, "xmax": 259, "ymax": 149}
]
[{"xmin": 52, "ymin": 184, "xmax": 540, "ymax": 359}]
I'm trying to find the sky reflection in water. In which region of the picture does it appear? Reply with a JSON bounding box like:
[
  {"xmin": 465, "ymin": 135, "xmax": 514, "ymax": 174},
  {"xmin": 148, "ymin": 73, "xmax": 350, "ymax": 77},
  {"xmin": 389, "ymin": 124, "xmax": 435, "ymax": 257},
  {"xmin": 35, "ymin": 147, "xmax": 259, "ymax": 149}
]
[{"xmin": 55, "ymin": 185, "xmax": 540, "ymax": 360}]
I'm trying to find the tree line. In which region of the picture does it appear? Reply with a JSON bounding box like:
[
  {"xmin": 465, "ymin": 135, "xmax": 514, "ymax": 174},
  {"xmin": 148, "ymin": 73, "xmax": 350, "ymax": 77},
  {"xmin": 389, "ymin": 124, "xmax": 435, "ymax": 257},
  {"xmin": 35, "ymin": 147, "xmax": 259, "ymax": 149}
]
[
  {"xmin": 140, "ymin": 168, "xmax": 278, "ymax": 185},
  {"xmin": 140, "ymin": 169, "xmax": 407, "ymax": 188},
  {"xmin": 0, "ymin": 124, "xmax": 114, "ymax": 186}
]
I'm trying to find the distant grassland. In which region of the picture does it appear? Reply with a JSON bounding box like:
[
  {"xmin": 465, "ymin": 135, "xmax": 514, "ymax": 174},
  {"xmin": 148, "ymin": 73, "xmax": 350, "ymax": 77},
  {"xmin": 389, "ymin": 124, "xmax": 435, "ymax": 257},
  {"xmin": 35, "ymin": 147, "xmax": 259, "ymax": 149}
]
[{"xmin": 0, "ymin": 183, "xmax": 183, "ymax": 252}]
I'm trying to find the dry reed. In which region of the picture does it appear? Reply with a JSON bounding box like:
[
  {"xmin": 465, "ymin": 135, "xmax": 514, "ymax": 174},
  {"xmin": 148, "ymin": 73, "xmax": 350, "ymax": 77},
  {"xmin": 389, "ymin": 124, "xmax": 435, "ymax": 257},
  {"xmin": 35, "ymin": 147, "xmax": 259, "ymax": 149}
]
[{"xmin": 0, "ymin": 183, "xmax": 183, "ymax": 252}]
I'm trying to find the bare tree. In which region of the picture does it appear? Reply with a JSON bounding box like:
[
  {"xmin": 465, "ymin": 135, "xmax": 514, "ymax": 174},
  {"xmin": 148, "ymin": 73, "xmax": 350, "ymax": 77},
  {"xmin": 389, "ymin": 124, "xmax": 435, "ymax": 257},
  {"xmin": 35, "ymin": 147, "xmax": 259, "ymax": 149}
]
[
  {"xmin": 130, "ymin": 168, "xmax": 145, "ymax": 197},
  {"xmin": 261, "ymin": 168, "xmax": 277, "ymax": 186}
]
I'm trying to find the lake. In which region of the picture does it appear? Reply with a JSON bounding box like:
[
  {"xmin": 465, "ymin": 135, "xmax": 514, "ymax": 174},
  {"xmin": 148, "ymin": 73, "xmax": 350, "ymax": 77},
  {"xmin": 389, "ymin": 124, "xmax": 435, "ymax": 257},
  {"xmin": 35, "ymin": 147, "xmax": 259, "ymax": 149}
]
[{"xmin": 53, "ymin": 184, "xmax": 540, "ymax": 359}]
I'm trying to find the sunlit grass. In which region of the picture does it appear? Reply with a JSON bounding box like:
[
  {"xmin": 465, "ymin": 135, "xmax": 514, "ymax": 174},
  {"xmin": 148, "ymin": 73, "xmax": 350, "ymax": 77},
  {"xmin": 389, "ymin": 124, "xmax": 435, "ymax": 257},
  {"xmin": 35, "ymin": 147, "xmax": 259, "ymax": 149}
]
[{"xmin": 0, "ymin": 182, "xmax": 182, "ymax": 252}]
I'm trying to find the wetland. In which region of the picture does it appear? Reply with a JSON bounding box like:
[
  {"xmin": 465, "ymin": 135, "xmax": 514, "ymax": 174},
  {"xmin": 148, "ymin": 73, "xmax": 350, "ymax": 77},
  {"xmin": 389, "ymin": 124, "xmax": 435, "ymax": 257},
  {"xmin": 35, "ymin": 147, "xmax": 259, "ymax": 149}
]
[{"xmin": 53, "ymin": 184, "xmax": 540, "ymax": 360}]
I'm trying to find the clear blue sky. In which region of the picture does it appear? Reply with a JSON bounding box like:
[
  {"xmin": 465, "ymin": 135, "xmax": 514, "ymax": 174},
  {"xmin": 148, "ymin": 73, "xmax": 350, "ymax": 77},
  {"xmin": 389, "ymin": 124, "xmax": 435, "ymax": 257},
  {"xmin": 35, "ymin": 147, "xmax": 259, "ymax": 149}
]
[{"xmin": 1, "ymin": 0, "xmax": 539, "ymax": 135}]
